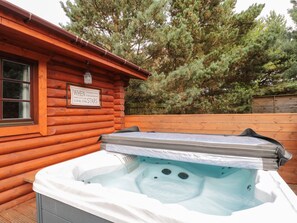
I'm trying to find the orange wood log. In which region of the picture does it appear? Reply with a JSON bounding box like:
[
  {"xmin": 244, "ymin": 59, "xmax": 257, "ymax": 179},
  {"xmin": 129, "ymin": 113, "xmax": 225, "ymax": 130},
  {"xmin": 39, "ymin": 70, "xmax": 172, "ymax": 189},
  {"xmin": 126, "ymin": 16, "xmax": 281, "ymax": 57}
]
[
  {"xmin": 48, "ymin": 98, "xmax": 114, "ymax": 107},
  {"xmin": 102, "ymin": 102, "xmax": 114, "ymax": 108},
  {"xmin": 47, "ymin": 88, "xmax": 66, "ymax": 98},
  {"xmin": 47, "ymin": 98, "xmax": 65, "ymax": 107},
  {"xmin": 48, "ymin": 57, "xmax": 113, "ymax": 78},
  {"xmin": 0, "ymin": 144, "xmax": 100, "ymax": 180},
  {"xmin": 114, "ymin": 111, "xmax": 125, "ymax": 118},
  {"xmin": 48, "ymin": 61, "xmax": 115, "ymax": 82},
  {"xmin": 0, "ymin": 137, "xmax": 99, "ymax": 167},
  {"xmin": 0, "ymin": 133, "xmax": 41, "ymax": 143},
  {"xmin": 101, "ymin": 88, "xmax": 115, "ymax": 95},
  {"xmin": 115, "ymin": 124, "xmax": 125, "ymax": 130},
  {"xmin": 47, "ymin": 66, "xmax": 85, "ymax": 81},
  {"xmin": 102, "ymin": 95, "xmax": 114, "ymax": 102},
  {"xmin": 0, "ymin": 127, "xmax": 113, "ymax": 155},
  {"xmin": 0, "ymin": 184, "xmax": 32, "ymax": 205},
  {"xmin": 114, "ymin": 87, "xmax": 125, "ymax": 93},
  {"xmin": 114, "ymin": 81, "xmax": 124, "ymax": 87},
  {"xmin": 0, "ymin": 192, "xmax": 35, "ymax": 212},
  {"xmin": 47, "ymin": 107, "xmax": 114, "ymax": 116},
  {"xmin": 47, "ymin": 70, "xmax": 114, "ymax": 89},
  {"xmin": 114, "ymin": 99, "xmax": 124, "ymax": 105},
  {"xmin": 113, "ymin": 75, "xmax": 122, "ymax": 81},
  {"xmin": 114, "ymin": 105, "xmax": 125, "ymax": 111},
  {"xmin": 47, "ymin": 78, "xmax": 66, "ymax": 89},
  {"xmin": 114, "ymin": 92, "xmax": 125, "ymax": 99},
  {"xmin": 0, "ymin": 169, "xmax": 41, "ymax": 193},
  {"xmin": 114, "ymin": 117, "xmax": 124, "ymax": 124},
  {"xmin": 48, "ymin": 115, "xmax": 114, "ymax": 126},
  {"xmin": 47, "ymin": 121, "xmax": 114, "ymax": 135}
]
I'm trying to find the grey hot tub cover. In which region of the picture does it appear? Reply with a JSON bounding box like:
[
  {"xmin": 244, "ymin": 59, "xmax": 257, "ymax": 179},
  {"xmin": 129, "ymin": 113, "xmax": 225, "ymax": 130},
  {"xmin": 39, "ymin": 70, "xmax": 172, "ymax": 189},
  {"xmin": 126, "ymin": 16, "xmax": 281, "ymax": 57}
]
[
  {"xmin": 99, "ymin": 127, "xmax": 292, "ymax": 170},
  {"xmin": 239, "ymin": 128, "xmax": 291, "ymax": 167}
]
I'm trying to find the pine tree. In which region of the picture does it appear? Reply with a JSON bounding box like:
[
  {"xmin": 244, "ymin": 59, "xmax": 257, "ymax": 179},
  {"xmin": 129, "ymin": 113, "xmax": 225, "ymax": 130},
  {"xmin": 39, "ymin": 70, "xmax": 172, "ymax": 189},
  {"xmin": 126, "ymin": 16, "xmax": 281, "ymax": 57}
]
[
  {"xmin": 131, "ymin": 0, "xmax": 269, "ymax": 113},
  {"xmin": 61, "ymin": 0, "xmax": 293, "ymax": 114},
  {"xmin": 255, "ymin": 1, "xmax": 297, "ymax": 95},
  {"xmin": 281, "ymin": 0, "xmax": 297, "ymax": 88},
  {"xmin": 61, "ymin": 0, "xmax": 168, "ymax": 69}
]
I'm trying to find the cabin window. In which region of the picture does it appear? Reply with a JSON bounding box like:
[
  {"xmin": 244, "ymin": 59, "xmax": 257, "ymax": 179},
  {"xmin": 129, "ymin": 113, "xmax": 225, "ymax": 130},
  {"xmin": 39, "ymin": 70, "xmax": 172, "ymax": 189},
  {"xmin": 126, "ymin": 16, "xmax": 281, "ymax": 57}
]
[{"xmin": 0, "ymin": 56, "xmax": 35, "ymax": 125}]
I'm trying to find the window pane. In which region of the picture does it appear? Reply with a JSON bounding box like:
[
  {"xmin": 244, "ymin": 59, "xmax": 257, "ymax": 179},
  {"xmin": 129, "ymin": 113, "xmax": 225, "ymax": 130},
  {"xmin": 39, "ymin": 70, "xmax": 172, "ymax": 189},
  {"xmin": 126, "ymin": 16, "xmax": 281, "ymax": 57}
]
[
  {"xmin": 3, "ymin": 60, "xmax": 30, "ymax": 82},
  {"xmin": 3, "ymin": 81, "xmax": 30, "ymax": 100},
  {"xmin": 3, "ymin": 101, "xmax": 31, "ymax": 119}
]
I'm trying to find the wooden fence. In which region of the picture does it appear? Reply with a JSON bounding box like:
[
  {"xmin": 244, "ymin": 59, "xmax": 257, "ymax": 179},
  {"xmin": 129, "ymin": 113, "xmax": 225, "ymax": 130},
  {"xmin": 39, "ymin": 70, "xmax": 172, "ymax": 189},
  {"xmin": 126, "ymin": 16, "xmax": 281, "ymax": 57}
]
[
  {"xmin": 125, "ymin": 114, "xmax": 297, "ymax": 184},
  {"xmin": 252, "ymin": 95, "xmax": 297, "ymax": 113}
]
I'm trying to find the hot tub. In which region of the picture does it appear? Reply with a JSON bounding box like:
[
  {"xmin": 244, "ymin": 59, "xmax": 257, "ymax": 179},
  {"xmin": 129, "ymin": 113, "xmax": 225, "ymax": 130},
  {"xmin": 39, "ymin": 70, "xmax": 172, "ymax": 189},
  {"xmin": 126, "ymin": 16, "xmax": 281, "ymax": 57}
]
[{"xmin": 34, "ymin": 150, "xmax": 297, "ymax": 223}]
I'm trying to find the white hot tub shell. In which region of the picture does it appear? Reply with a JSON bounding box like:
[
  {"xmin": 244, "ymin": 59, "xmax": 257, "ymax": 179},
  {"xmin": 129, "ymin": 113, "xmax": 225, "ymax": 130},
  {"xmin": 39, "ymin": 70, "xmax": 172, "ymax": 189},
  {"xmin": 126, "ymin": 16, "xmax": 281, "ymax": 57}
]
[{"xmin": 33, "ymin": 150, "xmax": 297, "ymax": 223}]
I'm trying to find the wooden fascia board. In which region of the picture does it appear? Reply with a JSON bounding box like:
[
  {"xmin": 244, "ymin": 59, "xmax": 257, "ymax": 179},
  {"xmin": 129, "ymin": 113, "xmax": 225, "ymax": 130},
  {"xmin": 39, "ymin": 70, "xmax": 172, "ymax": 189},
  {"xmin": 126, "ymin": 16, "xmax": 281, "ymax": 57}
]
[{"xmin": 0, "ymin": 16, "xmax": 147, "ymax": 80}]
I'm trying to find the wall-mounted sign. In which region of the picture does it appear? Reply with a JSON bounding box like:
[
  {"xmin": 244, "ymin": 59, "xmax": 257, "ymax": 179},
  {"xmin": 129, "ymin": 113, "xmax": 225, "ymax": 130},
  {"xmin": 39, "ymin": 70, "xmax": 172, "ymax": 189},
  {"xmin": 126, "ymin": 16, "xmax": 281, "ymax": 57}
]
[{"xmin": 68, "ymin": 85, "xmax": 101, "ymax": 107}]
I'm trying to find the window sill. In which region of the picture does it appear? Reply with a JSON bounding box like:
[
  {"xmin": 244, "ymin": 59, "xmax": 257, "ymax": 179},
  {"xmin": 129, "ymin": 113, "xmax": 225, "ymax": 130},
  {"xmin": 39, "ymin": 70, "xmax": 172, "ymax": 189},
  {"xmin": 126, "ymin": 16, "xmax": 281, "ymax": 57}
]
[
  {"xmin": 0, "ymin": 124, "xmax": 44, "ymax": 137},
  {"xmin": 0, "ymin": 121, "xmax": 34, "ymax": 127}
]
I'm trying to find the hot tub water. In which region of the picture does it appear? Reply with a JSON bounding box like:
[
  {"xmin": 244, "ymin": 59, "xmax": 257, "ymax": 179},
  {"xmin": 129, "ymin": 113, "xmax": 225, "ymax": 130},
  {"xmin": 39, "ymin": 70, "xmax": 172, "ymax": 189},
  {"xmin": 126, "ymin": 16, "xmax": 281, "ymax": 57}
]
[
  {"xmin": 136, "ymin": 163, "xmax": 204, "ymax": 203},
  {"xmin": 86, "ymin": 157, "xmax": 264, "ymax": 216}
]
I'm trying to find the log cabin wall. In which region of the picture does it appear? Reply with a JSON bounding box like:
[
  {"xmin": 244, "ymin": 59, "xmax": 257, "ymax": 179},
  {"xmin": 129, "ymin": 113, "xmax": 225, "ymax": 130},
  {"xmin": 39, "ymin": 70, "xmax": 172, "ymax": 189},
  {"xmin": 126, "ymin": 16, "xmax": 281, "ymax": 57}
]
[
  {"xmin": 0, "ymin": 1, "xmax": 149, "ymax": 211},
  {"xmin": 0, "ymin": 58, "xmax": 127, "ymax": 211},
  {"xmin": 125, "ymin": 114, "xmax": 297, "ymax": 184}
]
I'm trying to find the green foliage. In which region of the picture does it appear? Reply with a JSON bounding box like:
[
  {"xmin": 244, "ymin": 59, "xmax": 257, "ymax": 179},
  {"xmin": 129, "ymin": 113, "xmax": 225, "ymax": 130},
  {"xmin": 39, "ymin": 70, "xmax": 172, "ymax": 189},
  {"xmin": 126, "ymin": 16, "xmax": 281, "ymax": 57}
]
[
  {"xmin": 61, "ymin": 0, "xmax": 296, "ymax": 114},
  {"xmin": 255, "ymin": 0, "xmax": 297, "ymax": 96},
  {"xmin": 61, "ymin": 0, "xmax": 168, "ymax": 69},
  {"xmin": 289, "ymin": 0, "xmax": 297, "ymax": 24},
  {"xmin": 284, "ymin": 1, "xmax": 297, "ymax": 83}
]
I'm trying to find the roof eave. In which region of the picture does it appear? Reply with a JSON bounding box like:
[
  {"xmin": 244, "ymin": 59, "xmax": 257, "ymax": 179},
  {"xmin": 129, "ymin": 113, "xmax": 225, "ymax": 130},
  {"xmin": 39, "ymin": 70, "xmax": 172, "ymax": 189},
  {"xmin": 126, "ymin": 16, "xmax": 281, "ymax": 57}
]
[{"xmin": 0, "ymin": 1, "xmax": 150, "ymax": 79}]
